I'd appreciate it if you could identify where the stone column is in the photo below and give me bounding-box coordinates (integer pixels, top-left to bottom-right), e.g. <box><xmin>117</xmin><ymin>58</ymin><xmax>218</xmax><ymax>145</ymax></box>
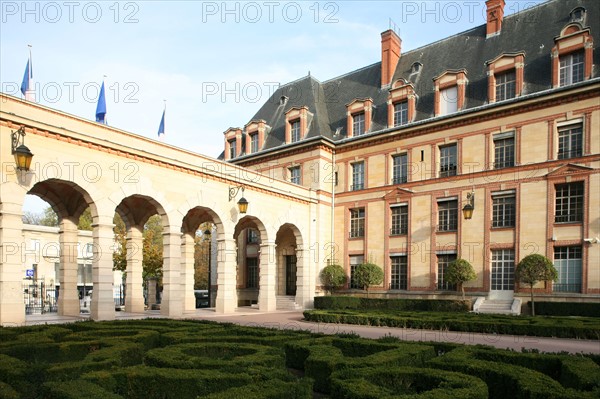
<box><xmin>181</xmin><ymin>233</ymin><xmax>196</xmax><ymax>313</ymax></box>
<box><xmin>0</xmin><ymin>200</ymin><xmax>26</xmax><ymax>326</ymax></box>
<box><xmin>91</xmin><ymin>219</ymin><xmax>115</xmax><ymax>321</ymax></box>
<box><xmin>147</xmin><ymin>277</ymin><xmax>158</xmax><ymax>308</ymax></box>
<box><xmin>215</xmin><ymin>238</ymin><xmax>237</xmax><ymax>313</ymax></box>
<box><xmin>258</xmin><ymin>240</ymin><xmax>277</xmax><ymax>312</ymax></box>
<box><xmin>161</xmin><ymin>230</ymin><xmax>183</xmax><ymax>317</ymax></box>
<box><xmin>125</xmin><ymin>225</ymin><xmax>144</xmax><ymax>313</ymax></box>
<box><xmin>295</xmin><ymin>245</ymin><xmax>311</xmax><ymax>309</ymax></box>
<box><xmin>58</xmin><ymin>217</ymin><xmax>79</xmax><ymax>316</ymax></box>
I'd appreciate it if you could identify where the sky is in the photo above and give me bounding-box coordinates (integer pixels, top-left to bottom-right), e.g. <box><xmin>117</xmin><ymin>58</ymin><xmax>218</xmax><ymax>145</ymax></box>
<box><xmin>1</xmin><ymin>0</ymin><xmax>544</xmax><ymax>212</ymax></box>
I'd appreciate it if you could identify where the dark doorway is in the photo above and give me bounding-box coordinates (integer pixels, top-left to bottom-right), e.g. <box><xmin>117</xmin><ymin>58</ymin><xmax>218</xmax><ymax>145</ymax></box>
<box><xmin>285</xmin><ymin>255</ymin><xmax>297</xmax><ymax>296</ymax></box>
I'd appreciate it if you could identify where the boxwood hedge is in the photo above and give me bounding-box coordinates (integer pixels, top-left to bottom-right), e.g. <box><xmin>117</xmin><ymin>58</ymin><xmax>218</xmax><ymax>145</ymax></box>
<box><xmin>0</xmin><ymin>319</ymin><xmax>597</xmax><ymax>398</ymax></box>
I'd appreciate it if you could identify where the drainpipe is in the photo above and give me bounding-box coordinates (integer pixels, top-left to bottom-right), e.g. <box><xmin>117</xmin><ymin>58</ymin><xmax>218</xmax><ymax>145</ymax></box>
<box><xmin>330</xmin><ymin>150</ymin><xmax>336</xmax><ymax>264</ymax></box>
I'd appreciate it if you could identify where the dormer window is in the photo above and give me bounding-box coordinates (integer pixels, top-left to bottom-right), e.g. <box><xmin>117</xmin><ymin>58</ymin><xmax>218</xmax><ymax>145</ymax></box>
<box><xmin>560</xmin><ymin>51</ymin><xmax>585</xmax><ymax>86</ymax></box>
<box><xmin>411</xmin><ymin>62</ymin><xmax>422</xmax><ymax>74</ymax></box>
<box><xmin>570</xmin><ymin>7</ymin><xmax>586</xmax><ymax>23</ymax></box>
<box><xmin>284</xmin><ymin>106</ymin><xmax>311</xmax><ymax>144</ymax></box>
<box><xmin>353</xmin><ymin>112</ymin><xmax>365</xmax><ymax>136</ymax></box>
<box><xmin>249</xmin><ymin>133</ymin><xmax>259</xmax><ymax>153</ymax></box>
<box><xmin>229</xmin><ymin>140</ymin><xmax>237</xmax><ymax>159</ymax></box>
<box><xmin>387</xmin><ymin>79</ymin><xmax>416</xmax><ymax>128</ymax></box>
<box><xmin>223</xmin><ymin>127</ymin><xmax>242</xmax><ymax>160</ymax></box>
<box><xmin>279</xmin><ymin>96</ymin><xmax>288</xmax><ymax>106</ymax></box>
<box><xmin>244</xmin><ymin>119</ymin><xmax>269</xmax><ymax>154</ymax></box>
<box><xmin>290</xmin><ymin>120</ymin><xmax>301</xmax><ymax>142</ymax></box>
<box><xmin>552</xmin><ymin>23</ymin><xmax>594</xmax><ymax>88</ymax></box>
<box><xmin>486</xmin><ymin>53</ymin><xmax>524</xmax><ymax>103</ymax></box>
<box><xmin>433</xmin><ymin>70</ymin><xmax>467</xmax><ymax>116</ymax></box>
<box><xmin>346</xmin><ymin>98</ymin><xmax>373</xmax><ymax>138</ymax></box>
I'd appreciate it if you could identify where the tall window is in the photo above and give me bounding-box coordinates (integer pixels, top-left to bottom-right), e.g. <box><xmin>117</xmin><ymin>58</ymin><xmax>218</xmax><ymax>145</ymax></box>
<box><xmin>392</xmin><ymin>153</ymin><xmax>408</xmax><ymax>184</ymax></box>
<box><xmin>390</xmin><ymin>205</ymin><xmax>408</xmax><ymax>235</ymax></box>
<box><xmin>492</xmin><ymin>192</ymin><xmax>516</xmax><ymax>228</ymax></box>
<box><xmin>290</xmin><ymin>120</ymin><xmax>301</xmax><ymax>143</ymax></box>
<box><xmin>390</xmin><ymin>256</ymin><xmax>408</xmax><ymax>290</ymax></box>
<box><xmin>438</xmin><ymin>199</ymin><xmax>458</xmax><ymax>232</ymax></box>
<box><xmin>439</xmin><ymin>86</ymin><xmax>458</xmax><ymax>115</ymax></box>
<box><xmin>554</xmin><ymin>246</ymin><xmax>582</xmax><ymax>293</ymax></box>
<box><xmin>394</xmin><ymin>101</ymin><xmax>408</xmax><ymax>126</ymax></box>
<box><xmin>289</xmin><ymin>166</ymin><xmax>301</xmax><ymax>185</ymax></box>
<box><xmin>494</xmin><ymin>134</ymin><xmax>515</xmax><ymax>169</ymax></box>
<box><xmin>247</xmin><ymin>229</ymin><xmax>260</xmax><ymax>244</ymax></box>
<box><xmin>349</xmin><ymin>255</ymin><xmax>364</xmax><ymax>289</ymax></box>
<box><xmin>491</xmin><ymin>249</ymin><xmax>515</xmax><ymax>290</ymax></box>
<box><xmin>558</xmin><ymin>124</ymin><xmax>583</xmax><ymax>159</ymax></box>
<box><xmin>437</xmin><ymin>254</ymin><xmax>457</xmax><ymax>290</ymax></box>
<box><xmin>353</xmin><ymin>112</ymin><xmax>365</xmax><ymax>136</ymax></box>
<box><xmin>351</xmin><ymin>161</ymin><xmax>365</xmax><ymax>191</ymax></box>
<box><xmin>246</xmin><ymin>257</ymin><xmax>258</xmax><ymax>288</ymax></box>
<box><xmin>439</xmin><ymin>144</ymin><xmax>457</xmax><ymax>177</ymax></box>
<box><xmin>555</xmin><ymin>182</ymin><xmax>584</xmax><ymax>223</ymax></box>
<box><xmin>559</xmin><ymin>51</ymin><xmax>584</xmax><ymax>86</ymax></box>
<box><xmin>495</xmin><ymin>70</ymin><xmax>516</xmax><ymax>101</ymax></box>
<box><xmin>349</xmin><ymin>208</ymin><xmax>365</xmax><ymax>238</ymax></box>
<box><xmin>250</xmin><ymin>133</ymin><xmax>259</xmax><ymax>153</ymax></box>
<box><xmin>229</xmin><ymin>140</ymin><xmax>237</xmax><ymax>159</ymax></box>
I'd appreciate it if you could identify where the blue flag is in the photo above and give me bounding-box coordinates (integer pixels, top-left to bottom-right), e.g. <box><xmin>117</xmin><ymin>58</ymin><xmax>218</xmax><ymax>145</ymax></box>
<box><xmin>20</xmin><ymin>59</ymin><xmax>33</xmax><ymax>98</ymax></box>
<box><xmin>157</xmin><ymin>109</ymin><xmax>165</xmax><ymax>140</ymax></box>
<box><xmin>95</xmin><ymin>82</ymin><xmax>107</xmax><ymax>124</ymax></box>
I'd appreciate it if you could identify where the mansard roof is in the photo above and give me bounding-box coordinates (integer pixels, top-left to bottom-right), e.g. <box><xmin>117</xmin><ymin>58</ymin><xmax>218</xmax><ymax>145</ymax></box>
<box><xmin>227</xmin><ymin>0</ymin><xmax>599</xmax><ymax>160</ymax></box>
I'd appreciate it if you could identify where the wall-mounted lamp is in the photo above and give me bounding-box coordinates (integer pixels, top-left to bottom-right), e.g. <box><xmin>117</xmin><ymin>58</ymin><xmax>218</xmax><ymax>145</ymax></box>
<box><xmin>11</xmin><ymin>127</ymin><xmax>34</xmax><ymax>171</ymax></box>
<box><xmin>229</xmin><ymin>185</ymin><xmax>248</xmax><ymax>214</ymax></box>
<box><xmin>462</xmin><ymin>191</ymin><xmax>475</xmax><ymax>220</ymax></box>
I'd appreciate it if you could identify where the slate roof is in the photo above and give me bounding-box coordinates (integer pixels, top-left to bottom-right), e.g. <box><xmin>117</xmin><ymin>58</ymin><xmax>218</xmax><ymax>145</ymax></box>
<box><xmin>227</xmin><ymin>0</ymin><xmax>599</xmax><ymax>160</ymax></box>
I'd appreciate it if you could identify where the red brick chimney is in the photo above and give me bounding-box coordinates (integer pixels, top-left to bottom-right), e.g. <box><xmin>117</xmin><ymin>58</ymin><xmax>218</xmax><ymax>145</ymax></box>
<box><xmin>381</xmin><ymin>29</ymin><xmax>401</xmax><ymax>87</ymax></box>
<box><xmin>486</xmin><ymin>0</ymin><xmax>506</xmax><ymax>38</ymax></box>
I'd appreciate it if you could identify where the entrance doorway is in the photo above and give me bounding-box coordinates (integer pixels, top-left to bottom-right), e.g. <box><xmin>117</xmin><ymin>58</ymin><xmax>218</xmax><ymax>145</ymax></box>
<box><xmin>285</xmin><ymin>255</ymin><xmax>297</xmax><ymax>296</ymax></box>
<box><xmin>489</xmin><ymin>249</ymin><xmax>515</xmax><ymax>300</ymax></box>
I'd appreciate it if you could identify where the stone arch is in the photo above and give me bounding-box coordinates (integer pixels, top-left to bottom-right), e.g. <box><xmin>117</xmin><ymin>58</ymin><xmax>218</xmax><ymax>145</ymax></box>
<box><xmin>233</xmin><ymin>215</ymin><xmax>269</xmax><ymax>307</ymax></box>
<box><xmin>28</xmin><ymin>178</ymin><xmax>97</xmax><ymax>222</ymax></box>
<box><xmin>180</xmin><ymin>206</ymin><xmax>225</xmax><ymax>311</ymax></box>
<box><xmin>275</xmin><ymin>223</ymin><xmax>303</xmax><ymax>301</ymax></box>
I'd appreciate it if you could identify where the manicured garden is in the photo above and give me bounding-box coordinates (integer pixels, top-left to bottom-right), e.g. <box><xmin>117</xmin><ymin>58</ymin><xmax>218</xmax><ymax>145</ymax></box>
<box><xmin>304</xmin><ymin>297</ymin><xmax>600</xmax><ymax>340</ymax></box>
<box><xmin>0</xmin><ymin>318</ymin><xmax>599</xmax><ymax>398</ymax></box>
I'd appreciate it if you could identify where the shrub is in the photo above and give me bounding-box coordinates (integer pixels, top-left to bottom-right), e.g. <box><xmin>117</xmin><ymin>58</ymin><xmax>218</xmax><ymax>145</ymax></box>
<box><xmin>515</xmin><ymin>254</ymin><xmax>558</xmax><ymax>316</ymax></box>
<box><xmin>445</xmin><ymin>258</ymin><xmax>477</xmax><ymax>299</ymax></box>
<box><xmin>313</xmin><ymin>296</ymin><xmax>471</xmax><ymax>312</ymax></box>
<box><xmin>354</xmin><ymin>262</ymin><xmax>384</xmax><ymax>296</ymax></box>
<box><xmin>330</xmin><ymin>366</ymin><xmax>488</xmax><ymax>399</ymax></box>
<box><xmin>531</xmin><ymin>302</ymin><xmax>600</xmax><ymax>317</ymax></box>
<box><xmin>320</xmin><ymin>264</ymin><xmax>348</xmax><ymax>295</ymax></box>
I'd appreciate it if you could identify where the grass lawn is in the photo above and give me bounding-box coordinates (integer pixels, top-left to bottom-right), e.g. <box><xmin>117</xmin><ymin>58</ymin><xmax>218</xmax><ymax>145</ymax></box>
<box><xmin>0</xmin><ymin>319</ymin><xmax>599</xmax><ymax>398</ymax></box>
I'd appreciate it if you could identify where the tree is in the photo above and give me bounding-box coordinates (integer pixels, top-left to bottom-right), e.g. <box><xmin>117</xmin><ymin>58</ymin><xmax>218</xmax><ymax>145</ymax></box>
<box><xmin>354</xmin><ymin>262</ymin><xmax>384</xmax><ymax>297</ymax></box>
<box><xmin>445</xmin><ymin>258</ymin><xmax>477</xmax><ymax>300</ymax></box>
<box><xmin>112</xmin><ymin>213</ymin><xmax>127</xmax><ymax>272</ymax></box>
<box><xmin>319</xmin><ymin>264</ymin><xmax>347</xmax><ymax>295</ymax></box>
<box><xmin>40</xmin><ymin>207</ymin><xmax>58</xmax><ymax>226</ymax></box>
<box><xmin>515</xmin><ymin>254</ymin><xmax>558</xmax><ymax>316</ymax></box>
<box><xmin>193</xmin><ymin>222</ymin><xmax>212</xmax><ymax>290</ymax></box>
<box><xmin>142</xmin><ymin>215</ymin><xmax>163</xmax><ymax>281</ymax></box>
<box><xmin>77</xmin><ymin>207</ymin><xmax>93</xmax><ymax>231</ymax></box>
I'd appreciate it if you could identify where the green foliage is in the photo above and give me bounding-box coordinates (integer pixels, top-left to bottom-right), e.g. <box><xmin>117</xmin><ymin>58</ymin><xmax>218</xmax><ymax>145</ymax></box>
<box><xmin>2</xmin><ymin>319</ymin><xmax>599</xmax><ymax>398</ymax></box>
<box><xmin>303</xmin><ymin>309</ymin><xmax>600</xmax><ymax>340</ymax></box>
<box><xmin>354</xmin><ymin>263</ymin><xmax>384</xmax><ymax>295</ymax></box>
<box><xmin>313</xmin><ymin>296</ymin><xmax>471</xmax><ymax>312</ymax></box>
<box><xmin>320</xmin><ymin>264</ymin><xmax>348</xmax><ymax>295</ymax></box>
<box><xmin>516</xmin><ymin>254</ymin><xmax>558</xmax><ymax>316</ymax></box>
<box><xmin>77</xmin><ymin>207</ymin><xmax>93</xmax><ymax>231</ymax></box>
<box><xmin>445</xmin><ymin>258</ymin><xmax>477</xmax><ymax>299</ymax></box>
<box><xmin>112</xmin><ymin>213</ymin><xmax>127</xmax><ymax>272</ymax></box>
<box><xmin>531</xmin><ymin>302</ymin><xmax>600</xmax><ymax>317</ymax></box>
